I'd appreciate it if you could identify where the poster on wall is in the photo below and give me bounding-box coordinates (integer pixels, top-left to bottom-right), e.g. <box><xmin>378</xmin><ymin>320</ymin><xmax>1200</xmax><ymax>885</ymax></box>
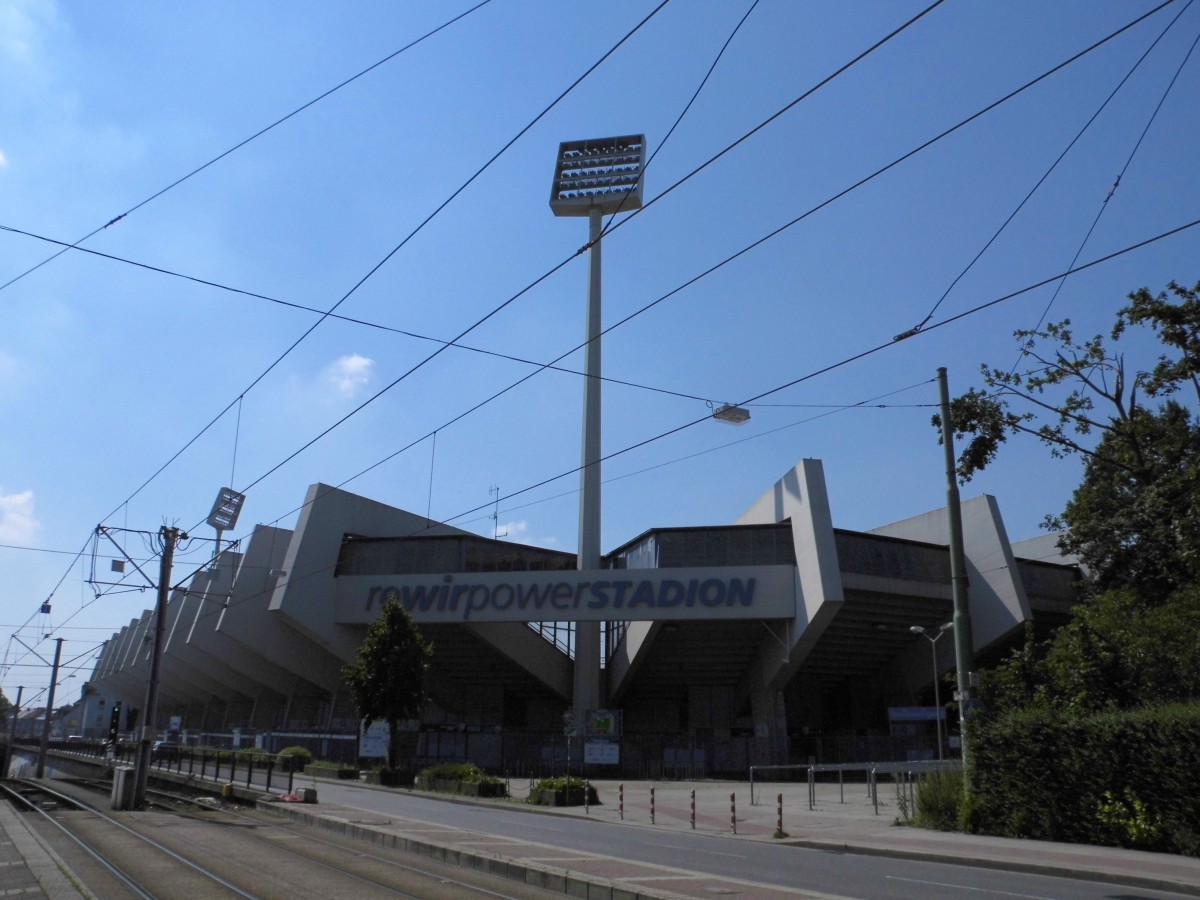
<box><xmin>360</xmin><ymin>720</ymin><xmax>389</xmax><ymax>758</ymax></box>
<box><xmin>584</xmin><ymin>740</ymin><xmax>619</xmax><ymax>765</ymax></box>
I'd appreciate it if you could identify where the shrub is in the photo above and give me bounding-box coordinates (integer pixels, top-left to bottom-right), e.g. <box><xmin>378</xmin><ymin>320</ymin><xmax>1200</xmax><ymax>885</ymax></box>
<box><xmin>914</xmin><ymin>769</ymin><xmax>965</xmax><ymax>831</ymax></box>
<box><xmin>277</xmin><ymin>746</ymin><xmax>313</xmax><ymax>771</ymax></box>
<box><xmin>527</xmin><ymin>776</ymin><xmax>599</xmax><ymax>806</ymax></box>
<box><xmin>415</xmin><ymin>762</ymin><xmax>506</xmax><ymax>796</ymax></box>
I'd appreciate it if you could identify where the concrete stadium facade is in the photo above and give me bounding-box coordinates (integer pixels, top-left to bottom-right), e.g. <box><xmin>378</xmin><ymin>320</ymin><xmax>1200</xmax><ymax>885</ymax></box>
<box><xmin>79</xmin><ymin>459</ymin><xmax>1080</xmax><ymax>774</ymax></box>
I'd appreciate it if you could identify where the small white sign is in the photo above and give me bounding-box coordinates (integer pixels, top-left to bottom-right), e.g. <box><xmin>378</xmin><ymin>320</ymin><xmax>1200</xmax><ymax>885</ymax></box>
<box><xmin>360</xmin><ymin>720</ymin><xmax>389</xmax><ymax>758</ymax></box>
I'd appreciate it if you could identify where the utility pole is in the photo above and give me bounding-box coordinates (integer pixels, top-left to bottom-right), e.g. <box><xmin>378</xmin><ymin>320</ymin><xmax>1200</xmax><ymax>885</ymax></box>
<box><xmin>7</xmin><ymin>685</ymin><xmax>23</xmax><ymax>747</ymax></box>
<box><xmin>937</xmin><ymin>367</ymin><xmax>976</xmax><ymax>770</ymax></box>
<box><xmin>132</xmin><ymin>526</ymin><xmax>183</xmax><ymax>808</ymax></box>
<box><xmin>35</xmin><ymin>640</ymin><xmax>64</xmax><ymax>778</ymax></box>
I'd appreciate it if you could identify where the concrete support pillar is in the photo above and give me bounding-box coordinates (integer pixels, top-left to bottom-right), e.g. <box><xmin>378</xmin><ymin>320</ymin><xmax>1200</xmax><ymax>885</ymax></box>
<box><xmin>750</xmin><ymin>687</ymin><xmax>789</xmax><ymax>765</ymax></box>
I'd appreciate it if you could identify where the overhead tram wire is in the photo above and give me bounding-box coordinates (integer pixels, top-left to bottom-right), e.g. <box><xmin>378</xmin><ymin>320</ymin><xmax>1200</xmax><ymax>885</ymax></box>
<box><xmin>220</xmin><ymin>0</ymin><xmax>949</xmax><ymax>505</ymax></box>
<box><xmin>456</xmin><ymin>379</ymin><xmax>939</xmax><ymax>529</ymax></box>
<box><xmin>899</xmin><ymin>0</ymin><xmax>1197</xmax><ymax>339</ymax></box>
<box><xmin>598</xmin><ymin>0</ymin><xmax>763</xmax><ymax>233</ymax></box>
<box><xmin>98</xmin><ymin>0</ymin><xmax>674</xmax><ymax>534</ymax></box>
<box><xmin>0</xmin><ymin>226</ymin><xmax>711</xmax><ymax>406</ymax></box>
<box><xmin>0</xmin><ymin>0</ymin><xmax>497</xmax><ymax>295</ymax></box>
<box><xmin>222</xmin><ymin>3</ymin><xmax>1186</xmax><ymax>551</ymax></box>
<box><xmin>0</xmin><ymin>0</ymin><xmax>678</xmax><ymax>629</ymax></box>
<box><xmin>439</xmin><ymin>217</ymin><xmax>1200</xmax><ymax>529</ymax></box>
<box><xmin>1017</xmin><ymin>15</ymin><xmax>1200</xmax><ymax>346</ymax></box>
<box><xmin>10</xmin><ymin>2</ymin><xmax>1186</xmax><ymax>662</ymax></box>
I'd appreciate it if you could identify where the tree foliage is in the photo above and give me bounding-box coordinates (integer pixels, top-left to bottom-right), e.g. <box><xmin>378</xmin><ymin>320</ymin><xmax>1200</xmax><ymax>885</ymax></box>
<box><xmin>935</xmin><ymin>278</ymin><xmax>1200</xmax><ymax>600</ymax></box>
<box><xmin>981</xmin><ymin>585</ymin><xmax>1200</xmax><ymax>717</ymax></box>
<box><xmin>342</xmin><ymin>598</ymin><xmax>432</xmax><ymax>770</ymax></box>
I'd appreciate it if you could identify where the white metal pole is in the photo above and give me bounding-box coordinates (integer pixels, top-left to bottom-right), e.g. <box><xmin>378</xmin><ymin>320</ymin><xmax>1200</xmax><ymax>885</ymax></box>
<box><xmin>573</xmin><ymin>208</ymin><xmax>603</xmax><ymax>715</ymax></box>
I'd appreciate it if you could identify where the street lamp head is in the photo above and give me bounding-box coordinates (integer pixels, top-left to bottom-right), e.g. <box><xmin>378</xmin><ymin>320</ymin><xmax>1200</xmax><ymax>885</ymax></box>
<box><xmin>939</xmin><ymin>621</ymin><xmax>954</xmax><ymax>632</ymax></box>
<box><xmin>909</xmin><ymin>625</ymin><xmax>926</xmax><ymax>635</ymax></box>
<box><xmin>712</xmin><ymin>403</ymin><xmax>750</xmax><ymax>425</ymax></box>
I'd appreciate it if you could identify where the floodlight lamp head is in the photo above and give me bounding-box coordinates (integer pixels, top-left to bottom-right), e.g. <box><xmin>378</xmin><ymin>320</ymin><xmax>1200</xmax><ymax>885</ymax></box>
<box><xmin>712</xmin><ymin>403</ymin><xmax>750</xmax><ymax>425</ymax></box>
<box><xmin>550</xmin><ymin>134</ymin><xmax>646</xmax><ymax>217</ymax></box>
<box><xmin>206</xmin><ymin>487</ymin><xmax>245</xmax><ymax>532</ymax></box>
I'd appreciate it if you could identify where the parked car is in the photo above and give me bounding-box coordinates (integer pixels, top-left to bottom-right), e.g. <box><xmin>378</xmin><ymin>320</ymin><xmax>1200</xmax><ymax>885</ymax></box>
<box><xmin>151</xmin><ymin>740</ymin><xmax>180</xmax><ymax>762</ymax></box>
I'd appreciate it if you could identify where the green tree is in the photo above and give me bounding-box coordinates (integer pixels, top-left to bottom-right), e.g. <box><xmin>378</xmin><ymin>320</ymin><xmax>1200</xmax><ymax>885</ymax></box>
<box><xmin>981</xmin><ymin>585</ymin><xmax>1200</xmax><ymax>716</ymax></box>
<box><xmin>936</xmin><ymin>278</ymin><xmax>1200</xmax><ymax>600</ymax></box>
<box><xmin>342</xmin><ymin>598</ymin><xmax>432</xmax><ymax>771</ymax></box>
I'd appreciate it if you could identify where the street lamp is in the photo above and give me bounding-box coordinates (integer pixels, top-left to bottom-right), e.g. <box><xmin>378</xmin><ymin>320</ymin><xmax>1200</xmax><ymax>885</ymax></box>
<box><xmin>910</xmin><ymin>622</ymin><xmax>952</xmax><ymax>760</ymax></box>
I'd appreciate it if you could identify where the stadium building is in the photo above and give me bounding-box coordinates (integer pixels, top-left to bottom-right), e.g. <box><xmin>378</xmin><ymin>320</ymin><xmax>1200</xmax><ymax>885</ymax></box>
<box><xmin>80</xmin><ymin>459</ymin><xmax>1079</xmax><ymax>775</ymax></box>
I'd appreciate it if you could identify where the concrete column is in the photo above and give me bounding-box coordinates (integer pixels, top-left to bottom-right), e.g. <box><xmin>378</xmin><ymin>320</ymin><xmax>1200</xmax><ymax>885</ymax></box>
<box><xmin>750</xmin><ymin>687</ymin><xmax>788</xmax><ymax>765</ymax></box>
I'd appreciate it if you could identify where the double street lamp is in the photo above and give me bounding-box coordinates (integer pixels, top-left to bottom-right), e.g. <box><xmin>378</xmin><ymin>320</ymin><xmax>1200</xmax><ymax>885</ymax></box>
<box><xmin>910</xmin><ymin>622</ymin><xmax>953</xmax><ymax>760</ymax></box>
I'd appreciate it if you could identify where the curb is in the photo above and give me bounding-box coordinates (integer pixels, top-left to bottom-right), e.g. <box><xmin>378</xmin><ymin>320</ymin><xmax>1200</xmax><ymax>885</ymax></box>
<box><xmin>257</xmin><ymin>800</ymin><xmax>691</xmax><ymax>900</ymax></box>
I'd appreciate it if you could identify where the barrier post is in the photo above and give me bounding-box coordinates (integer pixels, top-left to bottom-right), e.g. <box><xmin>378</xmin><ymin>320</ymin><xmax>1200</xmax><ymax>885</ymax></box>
<box><xmin>750</xmin><ymin>766</ymin><xmax>756</xmax><ymax>806</ymax></box>
<box><xmin>584</xmin><ymin>780</ymin><xmax>590</xmax><ymax>815</ymax></box>
<box><xmin>777</xmin><ymin>793</ymin><xmax>783</xmax><ymax>835</ymax></box>
<box><xmin>650</xmin><ymin>786</ymin><xmax>655</xmax><ymax>824</ymax></box>
<box><xmin>731</xmin><ymin>793</ymin><xmax>737</xmax><ymax>834</ymax></box>
<box><xmin>619</xmin><ymin>783</ymin><xmax>624</xmax><ymax>820</ymax></box>
<box><xmin>690</xmin><ymin>789</ymin><xmax>695</xmax><ymax>830</ymax></box>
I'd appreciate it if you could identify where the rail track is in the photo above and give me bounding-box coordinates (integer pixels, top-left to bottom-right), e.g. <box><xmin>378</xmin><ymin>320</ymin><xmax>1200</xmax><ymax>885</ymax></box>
<box><xmin>3</xmin><ymin>777</ymin><xmax>560</xmax><ymax>899</ymax></box>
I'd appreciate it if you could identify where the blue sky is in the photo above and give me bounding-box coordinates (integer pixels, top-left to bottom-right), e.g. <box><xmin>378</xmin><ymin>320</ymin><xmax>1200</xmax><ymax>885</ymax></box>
<box><xmin>2</xmin><ymin>0</ymin><xmax>1198</xmax><ymax>704</ymax></box>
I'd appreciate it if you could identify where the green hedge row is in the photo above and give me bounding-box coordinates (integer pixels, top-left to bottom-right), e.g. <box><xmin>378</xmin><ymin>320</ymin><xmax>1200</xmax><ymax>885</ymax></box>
<box><xmin>967</xmin><ymin>703</ymin><xmax>1200</xmax><ymax>855</ymax></box>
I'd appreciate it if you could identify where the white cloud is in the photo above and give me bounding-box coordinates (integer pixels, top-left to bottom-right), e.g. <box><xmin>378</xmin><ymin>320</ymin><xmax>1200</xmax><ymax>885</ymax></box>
<box><xmin>497</xmin><ymin>520</ymin><xmax>559</xmax><ymax>549</ymax></box>
<box><xmin>324</xmin><ymin>353</ymin><xmax>373</xmax><ymax>397</ymax></box>
<box><xmin>0</xmin><ymin>149</ymin><xmax>7</xmax><ymax>168</ymax></box>
<box><xmin>0</xmin><ymin>488</ymin><xmax>40</xmax><ymax>544</ymax></box>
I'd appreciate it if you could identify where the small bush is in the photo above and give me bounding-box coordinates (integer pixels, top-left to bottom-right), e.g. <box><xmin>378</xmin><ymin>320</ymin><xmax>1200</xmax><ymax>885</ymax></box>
<box><xmin>277</xmin><ymin>746</ymin><xmax>313</xmax><ymax>771</ymax></box>
<box><xmin>528</xmin><ymin>776</ymin><xmax>599</xmax><ymax>806</ymax></box>
<box><xmin>914</xmin><ymin>769</ymin><xmax>965</xmax><ymax>831</ymax></box>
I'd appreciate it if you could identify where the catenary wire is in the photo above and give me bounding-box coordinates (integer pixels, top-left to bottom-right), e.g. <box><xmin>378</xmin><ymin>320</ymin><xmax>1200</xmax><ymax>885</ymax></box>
<box><xmin>227</xmin><ymin>0</ymin><xmax>959</xmax><ymax>501</ymax></box>
<box><xmin>0</xmin><ymin>0</ymin><xmax>497</xmax><ymax>296</ymax></box>
<box><xmin>90</xmin><ymin>0</ymin><xmax>673</xmax><ymax>529</ymax></box>
<box><xmin>599</xmin><ymin>0</ymin><xmax>762</xmax><ymax>231</ymax></box>
<box><xmin>206</xmin><ymin>3</ymin><xmax>1186</xmax><ymax>549</ymax></box>
<box><xmin>19</xmin><ymin>0</ymin><xmax>1175</xmax><ymax>634</ymax></box>
<box><xmin>164</xmin><ymin>218</ymin><xmax>1200</xmax><ymax>631</ymax></box>
<box><xmin>441</xmin><ymin>218</ymin><xmax>1200</xmax><ymax>526</ymax></box>
<box><xmin>1018</xmin><ymin>19</ymin><xmax>1200</xmax><ymax>344</ymax></box>
<box><xmin>0</xmin><ymin>225</ymin><xmax>713</xmax><ymax>405</ymax></box>
<box><xmin>900</xmin><ymin>0</ymin><xmax>1196</xmax><ymax>337</ymax></box>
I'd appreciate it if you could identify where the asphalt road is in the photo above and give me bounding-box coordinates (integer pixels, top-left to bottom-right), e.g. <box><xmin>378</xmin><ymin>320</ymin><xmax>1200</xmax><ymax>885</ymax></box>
<box><xmin>316</xmin><ymin>782</ymin><xmax>1193</xmax><ymax>900</ymax></box>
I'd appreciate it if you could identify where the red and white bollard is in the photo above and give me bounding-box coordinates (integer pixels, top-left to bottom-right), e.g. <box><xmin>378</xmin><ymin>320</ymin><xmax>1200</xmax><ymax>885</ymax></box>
<box><xmin>690</xmin><ymin>789</ymin><xmax>696</xmax><ymax>830</ymax></box>
<box><xmin>650</xmin><ymin>785</ymin><xmax>656</xmax><ymax>824</ymax></box>
<box><xmin>777</xmin><ymin>793</ymin><xmax>783</xmax><ymax>834</ymax></box>
<box><xmin>619</xmin><ymin>783</ymin><xmax>624</xmax><ymax>820</ymax></box>
<box><xmin>731</xmin><ymin>792</ymin><xmax>737</xmax><ymax>834</ymax></box>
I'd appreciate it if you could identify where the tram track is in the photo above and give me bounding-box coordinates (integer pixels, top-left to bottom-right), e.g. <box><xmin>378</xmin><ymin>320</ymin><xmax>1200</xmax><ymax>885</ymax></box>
<box><xmin>6</xmin><ymin>777</ymin><xmax>561</xmax><ymax>899</ymax></box>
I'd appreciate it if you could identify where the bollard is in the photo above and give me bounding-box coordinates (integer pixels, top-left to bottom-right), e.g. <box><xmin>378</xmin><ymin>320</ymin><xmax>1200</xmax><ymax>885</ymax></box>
<box><xmin>731</xmin><ymin>793</ymin><xmax>737</xmax><ymax>834</ymax></box>
<box><xmin>584</xmin><ymin>780</ymin><xmax>590</xmax><ymax>814</ymax></box>
<box><xmin>777</xmin><ymin>793</ymin><xmax>783</xmax><ymax>834</ymax></box>
<box><xmin>690</xmin><ymin>789</ymin><xmax>696</xmax><ymax>830</ymax></box>
<box><xmin>288</xmin><ymin>766</ymin><xmax>295</xmax><ymax>795</ymax></box>
<box><xmin>619</xmin><ymin>783</ymin><xmax>624</xmax><ymax>820</ymax></box>
<box><xmin>650</xmin><ymin>786</ymin><xmax>656</xmax><ymax>824</ymax></box>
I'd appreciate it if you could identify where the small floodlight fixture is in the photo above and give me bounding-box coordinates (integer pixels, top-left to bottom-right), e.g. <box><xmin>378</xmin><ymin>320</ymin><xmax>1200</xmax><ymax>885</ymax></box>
<box><xmin>550</xmin><ymin>135</ymin><xmax>646</xmax><ymax>217</ymax></box>
<box><xmin>712</xmin><ymin>403</ymin><xmax>750</xmax><ymax>425</ymax></box>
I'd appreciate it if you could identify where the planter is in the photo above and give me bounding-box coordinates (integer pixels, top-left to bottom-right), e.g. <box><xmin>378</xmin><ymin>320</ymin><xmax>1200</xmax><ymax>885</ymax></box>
<box><xmin>416</xmin><ymin>776</ymin><xmax>507</xmax><ymax>798</ymax></box>
<box><xmin>539</xmin><ymin>785</ymin><xmax>599</xmax><ymax>807</ymax></box>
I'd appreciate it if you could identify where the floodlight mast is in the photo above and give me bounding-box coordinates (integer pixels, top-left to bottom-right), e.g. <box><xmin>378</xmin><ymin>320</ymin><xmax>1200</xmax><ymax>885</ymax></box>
<box><xmin>550</xmin><ymin>135</ymin><xmax>646</xmax><ymax>718</ymax></box>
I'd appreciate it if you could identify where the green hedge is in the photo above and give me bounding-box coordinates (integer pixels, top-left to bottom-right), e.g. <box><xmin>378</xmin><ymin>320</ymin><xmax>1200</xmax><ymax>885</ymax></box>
<box><xmin>967</xmin><ymin>703</ymin><xmax>1200</xmax><ymax>855</ymax></box>
<box><xmin>415</xmin><ymin>762</ymin><xmax>506</xmax><ymax>797</ymax></box>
